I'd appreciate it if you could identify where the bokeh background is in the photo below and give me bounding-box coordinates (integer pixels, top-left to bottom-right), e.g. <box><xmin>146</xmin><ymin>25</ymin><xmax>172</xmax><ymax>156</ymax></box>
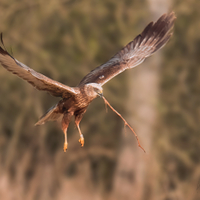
<box><xmin>0</xmin><ymin>0</ymin><xmax>200</xmax><ymax>200</ymax></box>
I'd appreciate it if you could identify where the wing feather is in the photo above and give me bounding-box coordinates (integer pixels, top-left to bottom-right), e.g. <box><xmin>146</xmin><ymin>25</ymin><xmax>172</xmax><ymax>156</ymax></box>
<box><xmin>0</xmin><ymin>45</ymin><xmax>79</xmax><ymax>98</ymax></box>
<box><xmin>78</xmin><ymin>12</ymin><xmax>176</xmax><ymax>86</ymax></box>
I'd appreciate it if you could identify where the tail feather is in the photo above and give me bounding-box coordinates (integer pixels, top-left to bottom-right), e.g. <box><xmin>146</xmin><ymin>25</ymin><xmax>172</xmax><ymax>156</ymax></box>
<box><xmin>35</xmin><ymin>104</ymin><xmax>63</xmax><ymax>126</ymax></box>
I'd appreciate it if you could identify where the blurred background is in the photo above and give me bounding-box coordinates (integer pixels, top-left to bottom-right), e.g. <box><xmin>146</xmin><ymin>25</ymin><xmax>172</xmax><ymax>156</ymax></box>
<box><xmin>0</xmin><ymin>0</ymin><xmax>200</xmax><ymax>200</ymax></box>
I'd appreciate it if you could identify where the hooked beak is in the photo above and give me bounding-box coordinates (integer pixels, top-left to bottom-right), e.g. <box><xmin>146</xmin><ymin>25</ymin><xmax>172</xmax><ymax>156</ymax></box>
<box><xmin>98</xmin><ymin>91</ymin><xmax>103</xmax><ymax>98</ymax></box>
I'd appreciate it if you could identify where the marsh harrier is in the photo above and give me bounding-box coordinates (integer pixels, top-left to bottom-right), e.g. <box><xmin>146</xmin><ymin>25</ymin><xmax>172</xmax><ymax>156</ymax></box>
<box><xmin>0</xmin><ymin>12</ymin><xmax>175</xmax><ymax>152</ymax></box>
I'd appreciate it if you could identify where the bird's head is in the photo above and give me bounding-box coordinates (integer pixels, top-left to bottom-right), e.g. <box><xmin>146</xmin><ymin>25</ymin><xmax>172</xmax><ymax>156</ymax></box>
<box><xmin>85</xmin><ymin>83</ymin><xmax>103</xmax><ymax>98</ymax></box>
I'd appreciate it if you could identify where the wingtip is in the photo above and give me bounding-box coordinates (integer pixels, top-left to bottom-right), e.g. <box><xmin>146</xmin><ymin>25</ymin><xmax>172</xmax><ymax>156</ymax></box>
<box><xmin>0</xmin><ymin>32</ymin><xmax>8</xmax><ymax>53</ymax></box>
<box><xmin>34</xmin><ymin>122</ymin><xmax>39</xmax><ymax>126</ymax></box>
<box><xmin>34</xmin><ymin>121</ymin><xmax>44</xmax><ymax>126</ymax></box>
<box><xmin>164</xmin><ymin>11</ymin><xmax>177</xmax><ymax>26</ymax></box>
<box><xmin>157</xmin><ymin>11</ymin><xmax>176</xmax><ymax>25</ymax></box>
<box><xmin>0</xmin><ymin>32</ymin><xmax>4</xmax><ymax>47</ymax></box>
<box><xmin>162</xmin><ymin>11</ymin><xmax>176</xmax><ymax>19</ymax></box>
<box><xmin>168</xmin><ymin>11</ymin><xmax>176</xmax><ymax>22</ymax></box>
<box><xmin>169</xmin><ymin>11</ymin><xmax>176</xmax><ymax>18</ymax></box>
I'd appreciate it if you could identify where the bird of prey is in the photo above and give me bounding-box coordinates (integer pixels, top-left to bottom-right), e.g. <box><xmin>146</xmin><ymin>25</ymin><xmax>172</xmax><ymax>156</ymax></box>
<box><xmin>0</xmin><ymin>12</ymin><xmax>175</xmax><ymax>152</ymax></box>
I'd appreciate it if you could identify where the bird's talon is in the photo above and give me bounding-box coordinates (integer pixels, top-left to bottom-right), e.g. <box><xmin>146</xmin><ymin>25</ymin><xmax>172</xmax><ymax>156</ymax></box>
<box><xmin>63</xmin><ymin>142</ymin><xmax>68</xmax><ymax>152</ymax></box>
<box><xmin>79</xmin><ymin>135</ymin><xmax>84</xmax><ymax>147</ymax></box>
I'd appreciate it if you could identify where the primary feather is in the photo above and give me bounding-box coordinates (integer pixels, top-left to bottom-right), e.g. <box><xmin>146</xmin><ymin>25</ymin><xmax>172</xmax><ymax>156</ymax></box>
<box><xmin>0</xmin><ymin>45</ymin><xmax>79</xmax><ymax>98</ymax></box>
<box><xmin>78</xmin><ymin>12</ymin><xmax>176</xmax><ymax>86</ymax></box>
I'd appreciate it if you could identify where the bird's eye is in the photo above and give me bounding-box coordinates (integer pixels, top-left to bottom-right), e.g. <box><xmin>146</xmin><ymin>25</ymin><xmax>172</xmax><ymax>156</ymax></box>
<box><xmin>94</xmin><ymin>88</ymin><xmax>99</xmax><ymax>93</ymax></box>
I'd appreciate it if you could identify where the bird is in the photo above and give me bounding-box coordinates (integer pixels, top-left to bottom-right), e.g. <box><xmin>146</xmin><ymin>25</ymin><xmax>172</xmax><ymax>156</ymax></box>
<box><xmin>0</xmin><ymin>12</ymin><xmax>176</xmax><ymax>152</ymax></box>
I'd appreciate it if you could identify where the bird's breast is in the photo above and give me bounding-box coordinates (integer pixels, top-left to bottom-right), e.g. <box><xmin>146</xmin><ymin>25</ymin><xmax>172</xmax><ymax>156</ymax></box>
<box><xmin>74</xmin><ymin>93</ymin><xmax>94</xmax><ymax>108</ymax></box>
<box><xmin>58</xmin><ymin>89</ymin><xmax>97</xmax><ymax>114</ymax></box>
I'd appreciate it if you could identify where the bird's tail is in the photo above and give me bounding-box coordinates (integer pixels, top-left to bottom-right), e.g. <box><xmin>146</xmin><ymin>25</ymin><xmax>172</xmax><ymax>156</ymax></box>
<box><xmin>35</xmin><ymin>104</ymin><xmax>63</xmax><ymax>126</ymax></box>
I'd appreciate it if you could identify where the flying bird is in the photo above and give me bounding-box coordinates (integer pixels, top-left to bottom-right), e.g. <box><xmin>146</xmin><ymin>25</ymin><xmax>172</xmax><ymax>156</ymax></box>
<box><xmin>0</xmin><ymin>12</ymin><xmax>175</xmax><ymax>152</ymax></box>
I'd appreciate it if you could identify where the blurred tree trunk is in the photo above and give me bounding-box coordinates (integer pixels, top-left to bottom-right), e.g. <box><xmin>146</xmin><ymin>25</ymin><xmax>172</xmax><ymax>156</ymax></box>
<box><xmin>110</xmin><ymin>2</ymin><xmax>171</xmax><ymax>200</ymax></box>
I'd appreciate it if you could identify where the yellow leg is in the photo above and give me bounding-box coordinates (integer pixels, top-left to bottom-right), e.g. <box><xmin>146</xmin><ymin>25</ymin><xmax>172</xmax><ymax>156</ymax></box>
<box><xmin>63</xmin><ymin>128</ymin><xmax>68</xmax><ymax>152</ymax></box>
<box><xmin>62</xmin><ymin>112</ymin><xmax>74</xmax><ymax>152</ymax></box>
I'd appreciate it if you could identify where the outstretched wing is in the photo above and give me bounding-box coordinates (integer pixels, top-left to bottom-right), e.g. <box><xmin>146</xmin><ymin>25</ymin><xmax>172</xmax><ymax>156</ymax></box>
<box><xmin>0</xmin><ymin>41</ymin><xmax>79</xmax><ymax>98</ymax></box>
<box><xmin>78</xmin><ymin>12</ymin><xmax>176</xmax><ymax>86</ymax></box>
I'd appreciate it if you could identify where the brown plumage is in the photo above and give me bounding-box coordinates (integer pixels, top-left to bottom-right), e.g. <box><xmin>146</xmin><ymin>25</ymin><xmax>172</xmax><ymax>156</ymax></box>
<box><xmin>0</xmin><ymin>12</ymin><xmax>176</xmax><ymax>152</ymax></box>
